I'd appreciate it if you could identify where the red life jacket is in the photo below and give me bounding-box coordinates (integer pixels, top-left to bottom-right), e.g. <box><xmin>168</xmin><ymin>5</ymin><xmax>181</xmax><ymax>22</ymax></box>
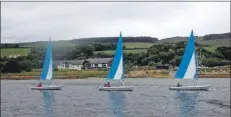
<box><xmin>37</xmin><ymin>83</ymin><xmax>42</xmax><ymax>87</ymax></box>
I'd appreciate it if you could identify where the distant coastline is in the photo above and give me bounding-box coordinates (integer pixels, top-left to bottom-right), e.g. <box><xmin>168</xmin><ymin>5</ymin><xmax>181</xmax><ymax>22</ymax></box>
<box><xmin>1</xmin><ymin>32</ymin><xmax>230</xmax><ymax>79</ymax></box>
<box><xmin>1</xmin><ymin>68</ymin><xmax>230</xmax><ymax>80</ymax></box>
<box><xmin>1</xmin><ymin>75</ymin><xmax>230</xmax><ymax>80</ymax></box>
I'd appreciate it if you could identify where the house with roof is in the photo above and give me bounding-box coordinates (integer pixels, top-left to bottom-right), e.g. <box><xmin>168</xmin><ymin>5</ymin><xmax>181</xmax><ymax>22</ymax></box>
<box><xmin>54</xmin><ymin>60</ymin><xmax>89</xmax><ymax>70</ymax></box>
<box><xmin>87</xmin><ymin>58</ymin><xmax>113</xmax><ymax>69</ymax></box>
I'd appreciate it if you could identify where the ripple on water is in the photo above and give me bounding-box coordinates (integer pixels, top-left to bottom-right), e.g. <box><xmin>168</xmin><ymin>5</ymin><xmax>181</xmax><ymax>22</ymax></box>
<box><xmin>1</xmin><ymin>78</ymin><xmax>230</xmax><ymax>117</ymax></box>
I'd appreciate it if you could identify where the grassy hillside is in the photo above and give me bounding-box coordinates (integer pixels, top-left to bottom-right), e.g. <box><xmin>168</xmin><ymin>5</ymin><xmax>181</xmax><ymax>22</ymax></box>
<box><xmin>124</xmin><ymin>43</ymin><xmax>154</xmax><ymax>49</ymax></box>
<box><xmin>157</xmin><ymin>36</ymin><xmax>230</xmax><ymax>53</ymax></box>
<box><xmin>1</xmin><ymin>32</ymin><xmax>230</xmax><ymax>57</ymax></box>
<box><xmin>13</xmin><ymin>36</ymin><xmax>158</xmax><ymax>47</ymax></box>
<box><xmin>94</xmin><ymin>49</ymin><xmax>147</xmax><ymax>55</ymax></box>
<box><xmin>1</xmin><ymin>48</ymin><xmax>31</xmax><ymax>57</ymax></box>
<box><xmin>199</xmin><ymin>39</ymin><xmax>230</xmax><ymax>47</ymax></box>
<box><xmin>1</xmin><ymin>40</ymin><xmax>229</xmax><ymax>57</ymax></box>
<box><xmin>159</xmin><ymin>37</ymin><xmax>230</xmax><ymax>45</ymax></box>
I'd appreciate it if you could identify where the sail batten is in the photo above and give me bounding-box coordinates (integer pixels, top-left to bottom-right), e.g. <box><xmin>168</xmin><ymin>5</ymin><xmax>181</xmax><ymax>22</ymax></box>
<box><xmin>40</xmin><ymin>39</ymin><xmax>53</xmax><ymax>80</ymax></box>
<box><xmin>107</xmin><ymin>32</ymin><xmax>124</xmax><ymax>80</ymax></box>
<box><xmin>175</xmin><ymin>30</ymin><xmax>197</xmax><ymax>80</ymax></box>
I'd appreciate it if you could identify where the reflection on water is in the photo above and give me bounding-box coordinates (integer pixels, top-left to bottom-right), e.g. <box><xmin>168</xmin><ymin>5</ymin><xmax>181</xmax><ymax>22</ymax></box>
<box><xmin>176</xmin><ymin>91</ymin><xmax>199</xmax><ymax>117</ymax></box>
<box><xmin>41</xmin><ymin>91</ymin><xmax>56</xmax><ymax>117</ymax></box>
<box><xmin>108</xmin><ymin>92</ymin><xmax>126</xmax><ymax>117</ymax></box>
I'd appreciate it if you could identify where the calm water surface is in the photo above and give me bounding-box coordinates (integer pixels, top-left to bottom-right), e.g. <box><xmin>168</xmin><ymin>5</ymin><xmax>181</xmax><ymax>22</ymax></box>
<box><xmin>1</xmin><ymin>78</ymin><xmax>230</xmax><ymax>117</ymax></box>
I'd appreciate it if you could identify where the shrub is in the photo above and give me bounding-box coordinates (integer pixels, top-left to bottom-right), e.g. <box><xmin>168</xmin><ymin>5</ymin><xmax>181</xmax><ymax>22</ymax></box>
<box><xmin>1</xmin><ymin>60</ymin><xmax>21</xmax><ymax>73</ymax></box>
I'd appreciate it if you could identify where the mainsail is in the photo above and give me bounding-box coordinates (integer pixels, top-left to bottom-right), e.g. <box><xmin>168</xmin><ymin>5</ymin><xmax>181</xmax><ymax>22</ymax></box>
<box><xmin>107</xmin><ymin>32</ymin><xmax>124</xmax><ymax>80</ymax></box>
<box><xmin>40</xmin><ymin>38</ymin><xmax>53</xmax><ymax>80</ymax></box>
<box><xmin>175</xmin><ymin>30</ymin><xmax>198</xmax><ymax>80</ymax></box>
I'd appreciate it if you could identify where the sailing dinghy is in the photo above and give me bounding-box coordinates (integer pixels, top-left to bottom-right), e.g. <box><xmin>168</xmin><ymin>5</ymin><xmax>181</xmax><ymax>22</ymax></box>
<box><xmin>31</xmin><ymin>38</ymin><xmax>62</xmax><ymax>90</ymax></box>
<box><xmin>99</xmin><ymin>32</ymin><xmax>134</xmax><ymax>91</ymax></box>
<box><xmin>169</xmin><ymin>30</ymin><xmax>211</xmax><ymax>91</ymax></box>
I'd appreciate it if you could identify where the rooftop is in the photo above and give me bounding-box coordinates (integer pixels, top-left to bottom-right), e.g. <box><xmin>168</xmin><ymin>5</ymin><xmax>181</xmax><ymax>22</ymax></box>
<box><xmin>87</xmin><ymin>58</ymin><xmax>113</xmax><ymax>64</ymax></box>
<box><xmin>54</xmin><ymin>60</ymin><xmax>87</xmax><ymax>65</ymax></box>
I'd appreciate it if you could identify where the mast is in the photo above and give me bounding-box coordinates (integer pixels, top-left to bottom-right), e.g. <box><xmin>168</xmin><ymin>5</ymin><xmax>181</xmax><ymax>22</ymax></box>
<box><xmin>50</xmin><ymin>37</ymin><xmax>55</xmax><ymax>85</ymax></box>
<box><xmin>121</xmin><ymin>31</ymin><xmax>125</xmax><ymax>86</ymax></box>
<box><xmin>195</xmin><ymin>43</ymin><xmax>199</xmax><ymax>85</ymax></box>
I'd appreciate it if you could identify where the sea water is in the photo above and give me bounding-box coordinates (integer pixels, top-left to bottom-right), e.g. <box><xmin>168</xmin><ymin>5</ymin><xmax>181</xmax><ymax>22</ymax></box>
<box><xmin>1</xmin><ymin>78</ymin><xmax>230</xmax><ymax>117</ymax></box>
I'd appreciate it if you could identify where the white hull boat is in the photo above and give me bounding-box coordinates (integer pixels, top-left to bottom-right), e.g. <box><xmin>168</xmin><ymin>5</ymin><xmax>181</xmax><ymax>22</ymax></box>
<box><xmin>169</xmin><ymin>85</ymin><xmax>211</xmax><ymax>91</ymax></box>
<box><xmin>99</xmin><ymin>86</ymin><xmax>134</xmax><ymax>91</ymax></box>
<box><xmin>31</xmin><ymin>85</ymin><xmax>62</xmax><ymax>90</ymax></box>
<box><xmin>169</xmin><ymin>30</ymin><xmax>211</xmax><ymax>91</ymax></box>
<box><xmin>99</xmin><ymin>32</ymin><xmax>135</xmax><ymax>92</ymax></box>
<box><xmin>31</xmin><ymin>38</ymin><xmax>63</xmax><ymax>90</ymax></box>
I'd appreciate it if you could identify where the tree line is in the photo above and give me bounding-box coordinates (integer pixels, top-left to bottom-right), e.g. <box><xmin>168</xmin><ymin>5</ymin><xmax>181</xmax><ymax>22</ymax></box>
<box><xmin>14</xmin><ymin>36</ymin><xmax>158</xmax><ymax>47</ymax></box>
<box><xmin>203</xmin><ymin>32</ymin><xmax>230</xmax><ymax>40</ymax></box>
<box><xmin>70</xmin><ymin>36</ymin><xmax>158</xmax><ymax>44</ymax></box>
<box><xmin>2</xmin><ymin>32</ymin><xmax>229</xmax><ymax>48</ymax></box>
<box><xmin>1</xmin><ymin>41</ymin><xmax>230</xmax><ymax>73</ymax></box>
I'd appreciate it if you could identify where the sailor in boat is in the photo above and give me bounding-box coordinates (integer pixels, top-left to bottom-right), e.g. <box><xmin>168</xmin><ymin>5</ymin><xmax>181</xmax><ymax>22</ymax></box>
<box><xmin>176</xmin><ymin>82</ymin><xmax>182</xmax><ymax>87</ymax></box>
<box><xmin>37</xmin><ymin>82</ymin><xmax>43</xmax><ymax>87</ymax></box>
<box><xmin>104</xmin><ymin>82</ymin><xmax>111</xmax><ymax>87</ymax></box>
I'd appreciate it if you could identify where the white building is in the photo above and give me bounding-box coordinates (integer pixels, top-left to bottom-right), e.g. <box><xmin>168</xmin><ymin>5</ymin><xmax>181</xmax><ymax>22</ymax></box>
<box><xmin>87</xmin><ymin>58</ymin><xmax>113</xmax><ymax>69</ymax></box>
<box><xmin>54</xmin><ymin>60</ymin><xmax>89</xmax><ymax>70</ymax></box>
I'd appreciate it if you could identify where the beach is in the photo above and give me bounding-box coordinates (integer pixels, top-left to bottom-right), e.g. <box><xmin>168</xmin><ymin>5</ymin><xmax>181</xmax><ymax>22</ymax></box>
<box><xmin>1</xmin><ymin>68</ymin><xmax>230</xmax><ymax>80</ymax></box>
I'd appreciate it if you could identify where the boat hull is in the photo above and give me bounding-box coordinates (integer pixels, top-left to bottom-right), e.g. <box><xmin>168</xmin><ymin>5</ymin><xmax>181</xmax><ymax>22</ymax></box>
<box><xmin>31</xmin><ymin>85</ymin><xmax>62</xmax><ymax>90</ymax></box>
<box><xmin>99</xmin><ymin>86</ymin><xmax>134</xmax><ymax>91</ymax></box>
<box><xmin>169</xmin><ymin>85</ymin><xmax>211</xmax><ymax>91</ymax></box>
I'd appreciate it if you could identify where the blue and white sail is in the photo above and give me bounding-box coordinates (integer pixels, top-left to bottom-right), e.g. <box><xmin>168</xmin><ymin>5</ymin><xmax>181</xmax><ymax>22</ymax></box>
<box><xmin>40</xmin><ymin>38</ymin><xmax>53</xmax><ymax>80</ymax></box>
<box><xmin>107</xmin><ymin>32</ymin><xmax>124</xmax><ymax>80</ymax></box>
<box><xmin>175</xmin><ymin>30</ymin><xmax>198</xmax><ymax>80</ymax></box>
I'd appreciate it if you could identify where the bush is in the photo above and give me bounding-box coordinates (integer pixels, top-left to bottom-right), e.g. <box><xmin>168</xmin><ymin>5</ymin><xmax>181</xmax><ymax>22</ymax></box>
<box><xmin>54</xmin><ymin>67</ymin><xmax>58</xmax><ymax>71</ymax></box>
<box><xmin>203</xmin><ymin>58</ymin><xmax>228</xmax><ymax>67</ymax></box>
<box><xmin>18</xmin><ymin>60</ymin><xmax>32</xmax><ymax>72</ymax></box>
<box><xmin>0</xmin><ymin>62</ymin><xmax>6</xmax><ymax>71</ymax></box>
<box><xmin>1</xmin><ymin>60</ymin><xmax>21</xmax><ymax>73</ymax></box>
<box><xmin>148</xmin><ymin>62</ymin><xmax>159</xmax><ymax>66</ymax></box>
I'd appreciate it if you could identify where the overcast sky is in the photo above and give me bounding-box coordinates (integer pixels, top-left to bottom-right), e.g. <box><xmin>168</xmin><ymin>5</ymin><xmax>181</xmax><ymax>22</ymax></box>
<box><xmin>1</xmin><ymin>2</ymin><xmax>230</xmax><ymax>43</ymax></box>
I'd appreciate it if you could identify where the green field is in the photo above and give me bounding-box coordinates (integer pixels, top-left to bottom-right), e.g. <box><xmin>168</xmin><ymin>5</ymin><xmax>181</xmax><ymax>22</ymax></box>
<box><xmin>159</xmin><ymin>37</ymin><xmax>230</xmax><ymax>47</ymax></box>
<box><xmin>1</xmin><ymin>48</ymin><xmax>31</xmax><ymax>57</ymax></box>
<box><xmin>1</xmin><ymin>39</ymin><xmax>229</xmax><ymax>58</ymax></box>
<box><xmin>94</xmin><ymin>49</ymin><xmax>147</xmax><ymax>55</ymax></box>
<box><xmin>199</xmin><ymin>39</ymin><xmax>230</xmax><ymax>53</ymax></box>
<box><xmin>202</xmin><ymin>46</ymin><xmax>217</xmax><ymax>53</ymax></box>
<box><xmin>199</xmin><ymin>39</ymin><xmax>230</xmax><ymax>47</ymax></box>
<box><xmin>1</xmin><ymin>69</ymin><xmax>108</xmax><ymax>78</ymax></box>
<box><xmin>124</xmin><ymin>43</ymin><xmax>154</xmax><ymax>49</ymax></box>
<box><xmin>94</xmin><ymin>42</ymin><xmax>152</xmax><ymax>55</ymax></box>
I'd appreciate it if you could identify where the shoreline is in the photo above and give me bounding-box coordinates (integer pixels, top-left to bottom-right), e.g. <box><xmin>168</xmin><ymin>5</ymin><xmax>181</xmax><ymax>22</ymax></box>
<box><xmin>1</xmin><ymin>74</ymin><xmax>230</xmax><ymax>80</ymax></box>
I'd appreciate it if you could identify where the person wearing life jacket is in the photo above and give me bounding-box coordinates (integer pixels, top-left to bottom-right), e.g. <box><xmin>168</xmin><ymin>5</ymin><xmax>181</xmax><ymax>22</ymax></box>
<box><xmin>107</xmin><ymin>82</ymin><xmax>110</xmax><ymax>87</ymax></box>
<box><xmin>37</xmin><ymin>82</ymin><xmax>42</xmax><ymax>87</ymax></box>
<box><xmin>177</xmin><ymin>82</ymin><xmax>182</xmax><ymax>87</ymax></box>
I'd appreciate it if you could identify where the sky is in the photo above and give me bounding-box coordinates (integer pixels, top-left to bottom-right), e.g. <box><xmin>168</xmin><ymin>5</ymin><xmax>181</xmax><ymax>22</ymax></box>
<box><xmin>1</xmin><ymin>2</ymin><xmax>230</xmax><ymax>43</ymax></box>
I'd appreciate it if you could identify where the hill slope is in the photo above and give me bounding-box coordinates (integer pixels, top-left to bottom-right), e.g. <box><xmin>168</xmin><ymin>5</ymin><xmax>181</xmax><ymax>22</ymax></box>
<box><xmin>0</xmin><ymin>32</ymin><xmax>230</xmax><ymax>57</ymax></box>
